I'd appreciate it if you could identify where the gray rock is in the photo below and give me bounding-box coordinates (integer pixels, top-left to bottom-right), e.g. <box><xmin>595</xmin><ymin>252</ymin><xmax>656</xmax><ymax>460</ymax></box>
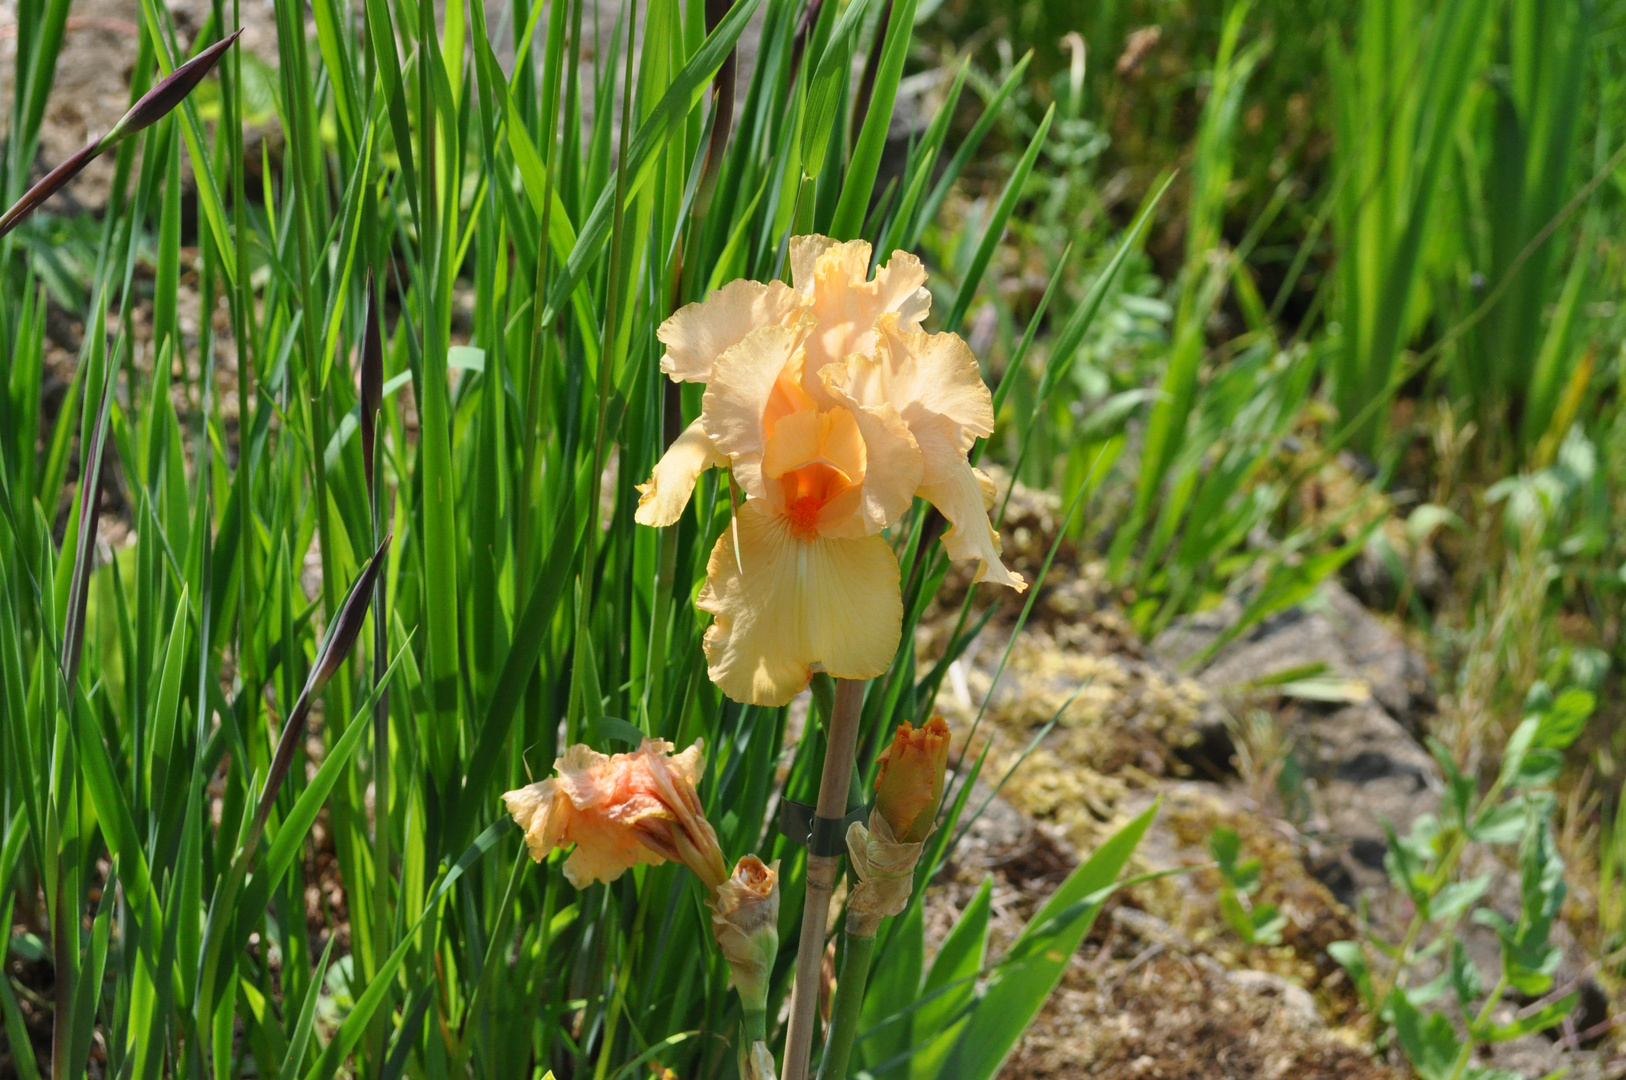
<box><xmin>1156</xmin><ymin>583</ymin><xmax>1442</xmax><ymax>901</ymax></box>
<box><xmin>1227</xmin><ymin>969</ymin><xmax>1324</xmax><ymax>1032</ymax></box>
<box><xmin>1155</xmin><ymin>581</ymin><xmax>1611</xmax><ymax>1077</ymax></box>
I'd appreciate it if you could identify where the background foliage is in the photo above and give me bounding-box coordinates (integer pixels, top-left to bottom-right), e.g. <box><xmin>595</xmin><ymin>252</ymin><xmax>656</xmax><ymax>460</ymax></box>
<box><xmin>2</xmin><ymin>0</ymin><xmax>1624</xmax><ymax>1074</ymax></box>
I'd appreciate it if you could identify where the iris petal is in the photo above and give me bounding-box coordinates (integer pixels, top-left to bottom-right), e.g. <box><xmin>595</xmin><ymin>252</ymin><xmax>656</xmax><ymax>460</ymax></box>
<box><xmin>697</xmin><ymin>500</ymin><xmax>902</xmax><ymax>706</ymax></box>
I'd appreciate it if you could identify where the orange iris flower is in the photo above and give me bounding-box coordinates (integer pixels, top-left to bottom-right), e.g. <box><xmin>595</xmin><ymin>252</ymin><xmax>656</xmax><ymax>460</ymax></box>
<box><xmin>502</xmin><ymin>738</ymin><xmax>728</xmax><ymax>890</ymax></box>
<box><xmin>636</xmin><ymin>236</ymin><xmax>1025</xmax><ymax>706</ymax></box>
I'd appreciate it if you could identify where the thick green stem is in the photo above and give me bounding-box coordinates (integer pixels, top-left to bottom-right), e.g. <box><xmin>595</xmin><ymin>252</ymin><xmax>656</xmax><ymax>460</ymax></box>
<box><xmin>782</xmin><ymin>678</ymin><xmax>867</xmax><ymax>1080</ymax></box>
<box><xmin>816</xmin><ymin>932</ymin><xmax>875</xmax><ymax>1080</ymax></box>
<box><xmin>743</xmin><ymin>1007</ymin><xmax>767</xmax><ymax>1045</ymax></box>
<box><xmin>738</xmin><ymin>1007</ymin><xmax>769</xmax><ymax>1080</ymax></box>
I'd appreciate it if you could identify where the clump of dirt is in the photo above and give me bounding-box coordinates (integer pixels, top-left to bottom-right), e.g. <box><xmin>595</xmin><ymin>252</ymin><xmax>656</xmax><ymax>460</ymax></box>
<box><xmin>1139</xmin><ymin>785</ymin><xmax>1366</xmax><ymax>1024</ymax></box>
<box><xmin>1006</xmin><ymin>941</ymin><xmax>1403</xmax><ymax>1080</ymax></box>
<box><xmin>922</xmin><ymin>779</ymin><xmax>1399</xmax><ymax>1080</ymax></box>
<box><xmin>916</xmin><ymin>470</ymin><xmax>1420</xmax><ymax>1079</ymax></box>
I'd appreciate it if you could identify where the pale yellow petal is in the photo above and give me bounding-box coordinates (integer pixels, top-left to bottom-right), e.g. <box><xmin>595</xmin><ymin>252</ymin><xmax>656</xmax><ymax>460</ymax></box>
<box><xmin>501</xmin><ymin>779</ymin><xmax>559</xmax><ymax>862</ymax></box>
<box><xmin>812</xmin><ymin>238</ymin><xmax>874</xmax><ymax>295</ymax></box>
<box><xmin>665</xmin><ymin>738</ymin><xmax>706</xmax><ymax>788</ymax></box>
<box><xmin>552</xmin><ymin>744</ymin><xmax>614</xmax><ymax>805</ymax></box>
<box><xmin>635</xmin><ymin>418</ymin><xmax>727</xmax><ymax>526</ymax></box>
<box><xmin>918</xmin><ymin>458</ymin><xmax>1025</xmax><ymax>591</ymax></box>
<box><xmin>799</xmin><ymin>245</ymin><xmax>934</xmax><ymax>402</ymax></box>
<box><xmin>701</xmin><ymin>323</ymin><xmax>808</xmax><ymax>499</ymax></box>
<box><xmin>658</xmin><ymin>278</ymin><xmax>804</xmax><ymax>383</ymax></box>
<box><xmin>560</xmin><ymin>815</ymin><xmax>666</xmax><ymax>887</ymax></box>
<box><xmin>973</xmin><ymin>466</ymin><xmax>997</xmax><ymax>510</ymax></box>
<box><xmin>863</xmin><ymin>314</ymin><xmax>994</xmax><ymax>484</ymax></box>
<box><xmin>697</xmin><ymin>499</ymin><xmax>902</xmax><ymax>706</ymax></box>
<box><xmin>789</xmin><ymin>234</ymin><xmax>841</xmax><ymax>295</ymax></box>
<box><xmin>870</xmin><ymin>250</ymin><xmax>932</xmax><ymax>332</ymax></box>
<box><xmin>880</xmin><ymin>316</ymin><xmax>993</xmax><ymax>436</ymax></box>
<box><xmin>802</xmin><ymin>239</ymin><xmax>881</xmax><ymax>397</ymax></box>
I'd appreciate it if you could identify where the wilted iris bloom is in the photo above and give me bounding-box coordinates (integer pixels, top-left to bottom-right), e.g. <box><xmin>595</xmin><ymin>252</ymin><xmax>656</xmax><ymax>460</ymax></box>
<box><xmin>637</xmin><ymin>237</ymin><xmax>1025</xmax><ymax>706</ymax></box>
<box><xmin>711</xmin><ymin>855</ymin><xmax>780</xmax><ymax>1009</ymax></box>
<box><xmin>503</xmin><ymin>738</ymin><xmax>728</xmax><ymax>890</ymax></box>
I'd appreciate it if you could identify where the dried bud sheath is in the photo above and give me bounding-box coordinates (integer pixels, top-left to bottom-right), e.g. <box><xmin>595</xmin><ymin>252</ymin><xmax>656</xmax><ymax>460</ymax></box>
<box><xmin>818</xmin><ymin>719</ymin><xmax>953</xmax><ymax>1080</ymax></box>
<box><xmin>842</xmin><ymin>717</ymin><xmax>951</xmax><ymax>936</ymax></box>
<box><xmin>844</xmin><ymin>812</ymin><xmax>929</xmax><ymax>937</ymax></box>
<box><xmin>711</xmin><ymin>856</ymin><xmax>780</xmax><ymax>1012</ymax></box>
<box><xmin>712</xmin><ymin>856</ymin><xmax>781</xmax><ymax>1080</ymax></box>
<box><xmin>743</xmin><ymin>1041</ymin><xmax>778</xmax><ymax>1080</ymax></box>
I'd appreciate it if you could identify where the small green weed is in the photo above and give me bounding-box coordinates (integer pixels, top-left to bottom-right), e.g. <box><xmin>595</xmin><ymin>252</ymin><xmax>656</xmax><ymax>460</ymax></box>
<box><xmin>1208</xmin><ymin>826</ymin><xmax>1289</xmax><ymax>947</ymax></box>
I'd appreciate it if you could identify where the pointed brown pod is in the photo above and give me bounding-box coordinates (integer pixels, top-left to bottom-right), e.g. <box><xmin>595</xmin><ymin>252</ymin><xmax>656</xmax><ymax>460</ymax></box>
<box><xmin>0</xmin><ymin>30</ymin><xmax>241</xmax><ymax>240</ymax></box>
<box><xmin>256</xmin><ymin>534</ymin><xmax>393</xmax><ymax>831</ymax></box>
<box><xmin>360</xmin><ymin>270</ymin><xmax>384</xmax><ymax>500</ymax></box>
<box><xmin>103</xmin><ymin>30</ymin><xmax>245</xmax><ymax>145</ymax></box>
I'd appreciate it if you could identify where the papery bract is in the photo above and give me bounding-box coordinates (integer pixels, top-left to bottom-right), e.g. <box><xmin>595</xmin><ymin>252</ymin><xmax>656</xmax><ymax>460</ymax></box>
<box><xmin>711</xmin><ymin>856</ymin><xmax>780</xmax><ymax>1009</ymax></box>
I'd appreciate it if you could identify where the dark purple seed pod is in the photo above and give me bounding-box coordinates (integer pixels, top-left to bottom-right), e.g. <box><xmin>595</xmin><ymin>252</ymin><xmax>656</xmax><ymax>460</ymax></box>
<box><xmin>360</xmin><ymin>270</ymin><xmax>384</xmax><ymax>500</ymax></box>
<box><xmin>256</xmin><ymin>533</ymin><xmax>393</xmax><ymax>830</ymax></box>
<box><xmin>0</xmin><ymin>30</ymin><xmax>242</xmax><ymax>240</ymax></box>
<box><xmin>103</xmin><ymin>29</ymin><xmax>244</xmax><ymax>146</ymax></box>
<box><xmin>311</xmin><ymin>533</ymin><xmax>392</xmax><ymax>691</ymax></box>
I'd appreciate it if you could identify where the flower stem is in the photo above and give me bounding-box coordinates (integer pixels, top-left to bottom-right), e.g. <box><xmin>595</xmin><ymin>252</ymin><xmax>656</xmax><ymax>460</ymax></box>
<box><xmin>741</xmin><ymin>1004</ymin><xmax>769</xmax><ymax>1076</ymax></box>
<box><xmin>1442</xmin><ymin>973</ymin><xmax>1507</xmax><ymax>1080</ymax></box>
<box><xmin>782</xmin><ymin>678</ymin><xmax>867</xmax><ymax>1080</ymax></box>
<box><xmin>816</xmin><ymin>932</ymin><xmax>876</xmax><ymax>1080</ymax></box>
<box><xmin>744</xmin><ymin>1007</ymin><xmax>768</xmax><ymax>1046</ymax></box>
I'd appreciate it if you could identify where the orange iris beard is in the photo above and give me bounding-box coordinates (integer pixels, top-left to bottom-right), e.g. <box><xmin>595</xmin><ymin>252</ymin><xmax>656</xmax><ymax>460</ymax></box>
<box><xmin>784</xmin><ymin>495</ymin><xmax>826</xmax><ymax>540</ymax></box>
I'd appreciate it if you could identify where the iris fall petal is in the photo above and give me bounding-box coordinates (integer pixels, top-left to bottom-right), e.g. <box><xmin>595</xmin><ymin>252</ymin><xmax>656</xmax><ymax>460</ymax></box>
<box><xmin>696</xmin><ymin>499</ymin><xmax>901</xmax><ymax>706</ymax></box>
<box><xmin>918</xmin><ymin>457</ymin><xmax>1026</xmax><ymax>591</ymax></box>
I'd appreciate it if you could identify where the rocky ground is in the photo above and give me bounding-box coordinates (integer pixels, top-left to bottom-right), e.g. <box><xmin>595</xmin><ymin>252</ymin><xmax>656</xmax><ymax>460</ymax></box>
<box><xmin>920</xmin><ymin>475</ymin><xmax>1622</xmax><ymax>1080</ymax></box>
